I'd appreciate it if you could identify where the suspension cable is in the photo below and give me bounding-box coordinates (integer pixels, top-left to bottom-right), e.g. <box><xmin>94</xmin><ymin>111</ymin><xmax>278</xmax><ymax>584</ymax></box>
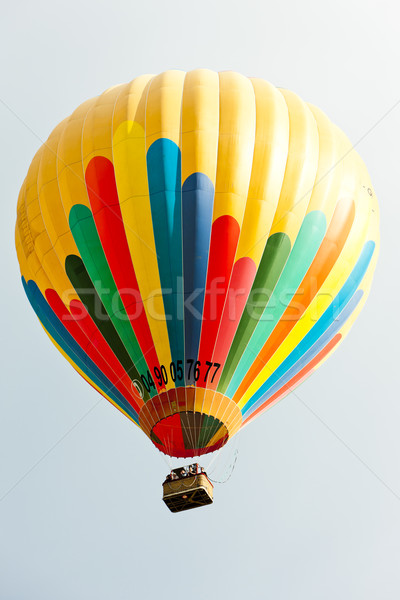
<box><xmin>208</xmin><ymin>448</ymin><xmax>239</xmax><ymax>484</ymax></box>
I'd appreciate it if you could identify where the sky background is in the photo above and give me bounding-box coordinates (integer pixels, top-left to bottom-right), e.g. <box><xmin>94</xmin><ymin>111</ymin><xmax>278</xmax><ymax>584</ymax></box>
<box><xmin>1</xmin><ymin>1</ymin><xmax>400</xmax><ymax>598</ymax></box>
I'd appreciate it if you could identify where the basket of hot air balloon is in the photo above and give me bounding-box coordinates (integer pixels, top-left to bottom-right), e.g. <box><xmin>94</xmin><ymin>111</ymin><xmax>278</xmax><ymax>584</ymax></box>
<box><xmin>162</xmin><ymin>464</ymin><xmax>213</xmax><ymax>512</ymax></box>
<box><xmin>15</xmin><ymin>70</ymin><xmax>379</xmax><ymax>511</ymax></box>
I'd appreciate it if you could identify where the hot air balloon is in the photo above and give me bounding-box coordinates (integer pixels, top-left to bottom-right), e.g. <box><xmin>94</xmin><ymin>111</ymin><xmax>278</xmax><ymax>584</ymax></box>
<box><xmin>15</xmin><ymin>70</ymin><xmax>379</xmax><ymax>511</ymax></box>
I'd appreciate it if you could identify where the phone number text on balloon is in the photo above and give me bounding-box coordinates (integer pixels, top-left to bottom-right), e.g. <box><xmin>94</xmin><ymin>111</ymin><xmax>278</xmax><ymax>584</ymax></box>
<box><xmin>140</xmin><ymin>360</ymin><xmax>221</xmax><ymax>392</ymax></box>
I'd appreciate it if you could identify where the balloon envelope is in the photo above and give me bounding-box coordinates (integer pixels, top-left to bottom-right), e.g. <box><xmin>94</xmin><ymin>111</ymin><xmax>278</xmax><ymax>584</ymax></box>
<box><xmin>15</xmin><ymin>70</ymin><xmax>379</xmax><ymax>457</ymax></box>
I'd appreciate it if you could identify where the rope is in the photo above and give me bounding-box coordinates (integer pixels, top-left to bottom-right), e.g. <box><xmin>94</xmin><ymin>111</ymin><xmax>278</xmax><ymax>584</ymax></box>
<box><xmin>205</xmin><ymin>446</ymin><xmax>223</xmax><ymax>473</ymax></box>
<box><xmin>160</xmin><ymin>451</ymin><xmax>172</xmax><ymax>470</ymax></box>
<box><xmin>208</xmin><ymin>449</ymin><xmax>239</xmax><ymax>484</ymax></box>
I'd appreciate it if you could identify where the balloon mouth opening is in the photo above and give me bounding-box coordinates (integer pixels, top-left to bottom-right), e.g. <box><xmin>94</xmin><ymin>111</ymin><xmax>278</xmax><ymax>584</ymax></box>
<box><xmin>138</xmin><ymin>387</ymin><xmax>242</xmax><ymax>458</ymax></box>
<box><xmin>149</xmin><ymin>411</ymin><xmax>229</xmax><ymax>458</ymax></box>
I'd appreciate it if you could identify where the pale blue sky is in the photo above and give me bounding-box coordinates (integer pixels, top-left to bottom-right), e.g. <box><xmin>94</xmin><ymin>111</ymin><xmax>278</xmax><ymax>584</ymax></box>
<box><xmin>1</xmin><ymin>1</ymin><xmax>400</xmax><ymax>598</ymax></box>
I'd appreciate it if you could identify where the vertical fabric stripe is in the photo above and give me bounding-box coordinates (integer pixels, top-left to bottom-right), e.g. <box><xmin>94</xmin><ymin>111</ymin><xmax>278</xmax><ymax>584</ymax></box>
<box><xmin>147</xmin><ymin>140</ymin><xmax>185</xmax><ymax>383</ymax></box>
<box><xmin>182</xmin><ymin>173</ymin><xmax>214</xmax><ymax>371</ymax></box>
